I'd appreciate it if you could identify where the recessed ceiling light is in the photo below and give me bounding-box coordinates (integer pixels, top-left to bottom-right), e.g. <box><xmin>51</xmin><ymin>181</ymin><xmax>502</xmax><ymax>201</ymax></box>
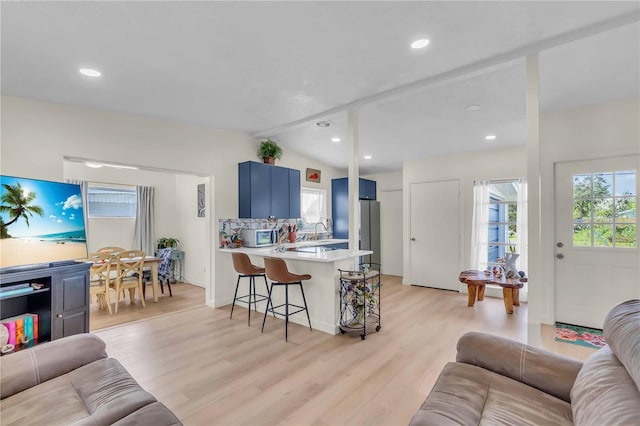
<box><xmin>464</xmin><ymin>104</ymin><xmax>481</xmax><ymax>112</ymax></box>
<box><xmin>79</xmin><ymin>68</ymin><xmax>102</xmax><ymax>77</ymax></box>
<box><xmin>411</xmin><ymin>39</ymin><xmax>430</xmax><ymax>49</ymax></box>
<box><xmin>485</xmin><ymin>135</ymin><xmax>497</xmax><ymax>141</ymax></box>
<box><xmin>331</xmin><ymin>137</ymin><xmax>341</xmax><ymax>142</ymax></box>
<box><xmin>315</xmin><ymin>120</ymin><xmax>331</xmax><ymax>128</ymax></box>
<box><xmin>363</xmin><ymin>155</ymin><xmax>372</xmax><ymax>160</ymax></box>
<box><xmin>85</xmin><ymin>162</ymin><xmax>103</xmax><ymax>168</ymax></box>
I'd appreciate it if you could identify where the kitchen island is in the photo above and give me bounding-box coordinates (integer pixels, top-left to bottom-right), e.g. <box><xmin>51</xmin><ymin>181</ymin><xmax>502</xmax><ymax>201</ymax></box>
<box><xmin>220</xmin><ymin>239</ymin><xmax>372</xmax><ymax>335</ymax></box>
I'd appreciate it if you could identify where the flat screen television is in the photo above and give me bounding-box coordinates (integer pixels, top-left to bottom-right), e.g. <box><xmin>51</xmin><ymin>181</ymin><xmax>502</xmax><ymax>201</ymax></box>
<box><xmin>1</xmin><ymin>175</ymin><xmax>88</xmax><ymax>270</ymax></box>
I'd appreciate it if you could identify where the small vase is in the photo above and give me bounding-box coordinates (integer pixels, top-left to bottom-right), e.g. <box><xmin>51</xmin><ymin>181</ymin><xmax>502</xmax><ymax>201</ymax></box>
<box><xmin>288</xmin><ymin>232</ymin><xmax>296</xmax><ymax>243</ymax></box>
<box><xmin>505</xmin><ymin>253</ymin><xmax>519</xmax><ymax>277</ymax></box>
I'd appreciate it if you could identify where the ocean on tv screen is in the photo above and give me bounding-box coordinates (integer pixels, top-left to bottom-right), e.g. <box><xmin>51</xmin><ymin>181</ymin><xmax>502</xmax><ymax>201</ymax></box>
<box><xmin>1</xmin><ymin>175</ymin><xmax>88</xmax><ymax>268</ymax></box>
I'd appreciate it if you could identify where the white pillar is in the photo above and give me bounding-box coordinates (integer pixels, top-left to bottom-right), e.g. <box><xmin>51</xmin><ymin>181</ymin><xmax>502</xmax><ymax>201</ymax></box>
<box><xmin>348</xmin><ymin>109</ymin><xmax>360</xmax><ymax>261</ymax></box>
<box><xmin>526</xmin><ymin>53</ymin><xmax>542</xmax><ymax>346</ymax></box>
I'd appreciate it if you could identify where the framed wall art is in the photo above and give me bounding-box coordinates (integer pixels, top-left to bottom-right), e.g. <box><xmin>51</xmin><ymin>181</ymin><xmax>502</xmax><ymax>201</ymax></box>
<box><xmin>306</xmin><ymin>168</ymin><xmax>321</xmax><ymax>183</ymax></box>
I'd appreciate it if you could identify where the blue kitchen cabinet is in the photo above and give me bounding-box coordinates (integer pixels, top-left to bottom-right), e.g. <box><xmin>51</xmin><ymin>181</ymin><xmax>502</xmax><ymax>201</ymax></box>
<box><xmin>359</xmin><ymin>178</ymin><xmax>377</xmax><ymax>200</ymax></box>
<box><xmin>331</xmin><ymin>177</ymin><xmax>377</xmax><ymax>239</ymax></box>
<box><xmin>238</xmin><ymin>161</ymin><xmax>301</xmax><ymax>219</ymax></box>
<box><xmin>288</xmin><ymin>168</ymin><xmax>301</xmax><ymax>219</ymax></box>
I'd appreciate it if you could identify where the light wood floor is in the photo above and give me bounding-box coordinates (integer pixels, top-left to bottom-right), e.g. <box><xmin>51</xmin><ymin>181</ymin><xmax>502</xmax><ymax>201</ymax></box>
<box><xmin>90</xmin><ymin>282</ymin><xmax>206</xmax><ymax>331</ymax></box>
<box><xmin>94</xmin><ymin>275</ymin><xmax>595</xmax><ymax>425</ymax></box>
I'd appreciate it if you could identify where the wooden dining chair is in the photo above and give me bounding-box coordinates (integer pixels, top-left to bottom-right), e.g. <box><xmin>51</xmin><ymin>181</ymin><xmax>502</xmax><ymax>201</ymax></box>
<box><xmin>97</xmin><ymin>246</ymin><xmax>126</xmax><ymax>255</ymax></box>
<box><xmin>114</xmin><ymin>250</ymin><xmax>146</xmax><ymax>313</ymax></box>
<box><xmin>88</xmin><ymin>252</ymin><xmax>114</xmax><ymax>314</ymax></box>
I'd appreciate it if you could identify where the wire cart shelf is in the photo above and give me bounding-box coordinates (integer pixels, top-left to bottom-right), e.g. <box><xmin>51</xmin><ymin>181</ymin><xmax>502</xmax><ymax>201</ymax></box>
<box><xmin>338</xmin><ymin>263</ymin><xmax>381</xmax><ymax>340</ymax></box>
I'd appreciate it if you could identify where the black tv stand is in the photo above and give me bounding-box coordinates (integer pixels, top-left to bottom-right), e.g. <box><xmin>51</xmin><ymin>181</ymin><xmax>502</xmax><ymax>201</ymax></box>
<box><xmin>0</xmin><ymin>262</ymin><xmax>91</xmax><ymax>353</ymax></box>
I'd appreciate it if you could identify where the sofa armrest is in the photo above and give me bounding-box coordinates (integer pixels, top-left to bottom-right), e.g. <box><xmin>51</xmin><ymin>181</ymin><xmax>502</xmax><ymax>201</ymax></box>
<box><xmin>456</xmin><ymin>332</ymin><xmax>583</xmax><ymax>402</ymax></box>
<box><xmin>0</xmin><ymin>333</ymin><xmax>107</xmax><ymax>399</ymax></box>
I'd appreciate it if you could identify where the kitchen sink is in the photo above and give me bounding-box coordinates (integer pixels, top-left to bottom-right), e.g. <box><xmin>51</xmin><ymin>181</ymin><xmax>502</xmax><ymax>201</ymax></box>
<box><xmin>287</xmin><ymin>242</ymin><xmax>348</xmax><ymax>253</ymax></box>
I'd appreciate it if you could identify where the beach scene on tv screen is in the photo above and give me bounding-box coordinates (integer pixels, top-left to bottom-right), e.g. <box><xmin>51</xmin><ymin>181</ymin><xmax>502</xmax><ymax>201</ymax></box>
<box><xmin>1</xmin><ymin>176</ymin><xmax>88</xmax><ymax>268</ymax></box>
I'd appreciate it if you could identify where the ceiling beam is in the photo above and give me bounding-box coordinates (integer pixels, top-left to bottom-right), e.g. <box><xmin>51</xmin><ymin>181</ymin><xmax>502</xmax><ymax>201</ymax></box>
<box><xmin>252</xmin><ymin>10</ymin><xmax>640</xmax><ymax>139</ymax></box>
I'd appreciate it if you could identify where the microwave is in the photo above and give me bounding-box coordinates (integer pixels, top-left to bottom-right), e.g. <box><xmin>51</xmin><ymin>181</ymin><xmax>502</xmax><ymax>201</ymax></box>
<box><xmin>241</xmin><ymin>229</ymin><xmax>278</xmax><ymax>247</ymax></box>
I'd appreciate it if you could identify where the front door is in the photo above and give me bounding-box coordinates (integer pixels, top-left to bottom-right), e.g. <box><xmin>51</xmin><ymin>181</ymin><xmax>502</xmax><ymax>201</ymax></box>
<box><xmin>554</xmin><ymin>155</ymin><xmax>639</xmax><ymax>328</ymax></box>
<box><xmin>410</xmin><ymin>180</ymin><xmax>460</xmax><ymax>291</ymax></box>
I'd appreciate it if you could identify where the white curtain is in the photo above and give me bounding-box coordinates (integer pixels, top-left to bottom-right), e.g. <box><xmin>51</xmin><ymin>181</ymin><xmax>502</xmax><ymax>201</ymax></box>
<box><xmin>133</xmin><ymin>186</ymin><xmax>155</xmax><ymax>256</ymax></box>
<box><xmin>65</xmin><ymin>179</ymin><xmax>89</xmax><ymax>248</ymax></box>
<box><xmin>516</xmin><ymin>178</ymin><xmax>528</xmax><ymax>273</ymax></box>
<box><xmin>470</xmin><ymin>180</ymin><xmax>490</xmax><ymax>270</ymax></box>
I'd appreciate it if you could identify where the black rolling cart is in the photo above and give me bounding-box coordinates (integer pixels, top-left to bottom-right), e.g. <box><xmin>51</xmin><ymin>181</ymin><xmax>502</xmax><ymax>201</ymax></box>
<box><xmin>338</xmin><ymin>263</ymin><xmax>381</xmax><ymax>340</ymax></box>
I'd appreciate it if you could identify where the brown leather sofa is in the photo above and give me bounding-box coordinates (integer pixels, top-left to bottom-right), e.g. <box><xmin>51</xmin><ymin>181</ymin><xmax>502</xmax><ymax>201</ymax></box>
<box><xmin>410</xmin><ymin>299</ymin><xmax>640</xmax><ymax>425</ymax></box>
<box><xmin>0</xmin><ymin>333</ymin><xmax>181</xmax><ymax>425</ymax></box>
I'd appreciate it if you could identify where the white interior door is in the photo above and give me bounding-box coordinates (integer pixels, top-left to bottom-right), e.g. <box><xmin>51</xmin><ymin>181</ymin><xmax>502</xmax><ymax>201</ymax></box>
<box><xmin>410</xmin><ymin>180</ymin><xmax>460</xmax><ymax>291</ymax></box>
<box><xmin>380</xmin><ymin>190</ymin><xmax>403</xmax><ymax>276</ymax></box>
<box><xmin>555</xmin><ymin>156</ymin><xmax>639</xmax><ymax>328</ymax></box>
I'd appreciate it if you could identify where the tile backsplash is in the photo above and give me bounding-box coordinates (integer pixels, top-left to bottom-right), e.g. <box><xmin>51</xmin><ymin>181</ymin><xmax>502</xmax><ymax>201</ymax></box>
<box><xmin>218</xmin><ymin>218</ymin><xmax>332</xmax><ymax>248</ymax></box>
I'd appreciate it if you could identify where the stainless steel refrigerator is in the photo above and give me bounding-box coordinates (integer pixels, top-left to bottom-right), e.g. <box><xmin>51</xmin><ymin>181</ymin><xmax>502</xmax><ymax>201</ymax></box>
<box><xmin>360</xmin><ymin>200</ymin><xmax>381</xmax><ymax>265</ymax></box>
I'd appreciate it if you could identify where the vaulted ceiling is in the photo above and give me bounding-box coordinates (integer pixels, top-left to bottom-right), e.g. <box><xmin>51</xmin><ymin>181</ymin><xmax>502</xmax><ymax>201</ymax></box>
<box><xmin>2</xmin><ymin>2</ymin><xmax>638</xmax><ymax>173</ymax></box>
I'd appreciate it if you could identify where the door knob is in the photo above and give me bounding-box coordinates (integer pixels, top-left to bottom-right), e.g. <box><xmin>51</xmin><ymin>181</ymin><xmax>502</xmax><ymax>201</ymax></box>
<box><xmin>56</xmin><ymin>314</ymin><xmax>63</xmax><ymax>318</ymax></box>
<box><xmin>556</xmin><ymin>253</ymin><xmax>564</xmax><ymax>259</ymax></box>
<box><xmin>411</xmin><ymin>238</ymin><xmax>416</xmax><ymax>241</ymax></box>
<box><xmin>556</xmin><ymin>242</ymin><xmax>564</xmax><ymax>248</ymax></box>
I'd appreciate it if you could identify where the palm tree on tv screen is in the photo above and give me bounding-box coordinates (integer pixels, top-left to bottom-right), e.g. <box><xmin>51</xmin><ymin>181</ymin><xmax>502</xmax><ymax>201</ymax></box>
<box><xmin>0</xmin><ymin>182</ymin><xmax>44</xmax><ymax>237</ymax></box>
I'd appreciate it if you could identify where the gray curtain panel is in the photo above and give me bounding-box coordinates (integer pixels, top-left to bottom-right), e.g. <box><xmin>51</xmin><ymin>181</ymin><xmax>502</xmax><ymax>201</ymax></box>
<box><xmin>65</xmin><ymin>179</ymin><xmax>90</xmax><ymax>247</ymax></box>
<box><xmin>133</xmin><ymin>186</ymin><xmax>155</xmax><ymax>256</ymax></box>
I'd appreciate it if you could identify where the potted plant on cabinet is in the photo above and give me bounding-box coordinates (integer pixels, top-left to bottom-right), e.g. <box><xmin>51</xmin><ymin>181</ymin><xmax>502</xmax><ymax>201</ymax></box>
<box><xmin>157</xmin><ymin>237</ymin><xmax>180</xmax><ymax>250</ymax></box>
<box><xmin>257</xmin><ymin>139</ymin><xmax>283</xmax><ymax>165</ymax></box>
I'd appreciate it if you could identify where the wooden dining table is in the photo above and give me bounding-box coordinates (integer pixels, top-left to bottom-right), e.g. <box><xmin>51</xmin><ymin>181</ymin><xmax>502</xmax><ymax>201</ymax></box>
<box><xmin>89</xmin><ymin>256</ymin><xmax>163</xmax><ymax>303</ymax></box>
<box><xmin>458</xmin><ymin>270</ymin><xmax>527</xmax><ymax>314</ymax></box>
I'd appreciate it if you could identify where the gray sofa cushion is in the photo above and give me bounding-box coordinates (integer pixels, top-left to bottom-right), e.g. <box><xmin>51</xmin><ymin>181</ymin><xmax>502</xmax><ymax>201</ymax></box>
<box><xmin>571</xmin><ymin>299</ymin><xmax>640</xmax><ymax>425</ymax></box>
<box><xmin>112</xmin><ymin>401</ymin><xmax>182</xmax><ymax>426</ymax></box>
<box><xmin>603</xmin><ymin>299</ymin><xmax>640</xmax><ymax>388</ymax></box>
<box><xmin>0</xmin><ymin>357</ymin><xmax>163</xmax><ymax>426</ymax></box>
<box><xmin>0</xmin><ymin>333</ymin><xmax>107</xmax><ymax>399</ymax></box>
<box><xmin>571</xmin><ymin>345</ymin><xmax>640</xmax><ymax>425</ymax></box>
<box><xmin>70</xmin><ymin>358</ymin><xmax>158</xmax><ymax>425</ymax></box>
<box><xmin>410</xmin><ymin>362</ymin><xmax>573</xmax><ymax>426</ymax></box>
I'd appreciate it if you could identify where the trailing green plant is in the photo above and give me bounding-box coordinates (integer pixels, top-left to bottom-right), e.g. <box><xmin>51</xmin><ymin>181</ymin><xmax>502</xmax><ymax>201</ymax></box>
<box><xmin>157</xmin><ymin>237</ymin><xmax>180</xmax><ymax>248</ymax></box>
<box><xmin>257</xmin><ymin>139</ymin><xmax>283</xmax><ymax>161</ymax></box>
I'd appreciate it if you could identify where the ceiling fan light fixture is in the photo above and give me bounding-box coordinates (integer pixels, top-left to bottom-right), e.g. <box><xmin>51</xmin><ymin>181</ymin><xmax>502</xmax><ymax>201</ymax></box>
<box><xmin>411</xmin><ymin>39</ymin><xmax>430</xmax><ymax>49</ymax></box>
<box><xmin>314</xmin><ymin>120</ymin><xmax>331</xmax><ymax>128</ymax></box>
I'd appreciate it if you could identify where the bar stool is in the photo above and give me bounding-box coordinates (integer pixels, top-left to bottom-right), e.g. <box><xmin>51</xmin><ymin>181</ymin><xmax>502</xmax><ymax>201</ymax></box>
<box><xmin>230</xmin><ymin>252</ymin><xmax>269</xmax><ymax>325</ymax></box>
<box><xmin>262</xmin><ymin>257</ymin><xmax>312</xmax><ymax>341</ymax></box>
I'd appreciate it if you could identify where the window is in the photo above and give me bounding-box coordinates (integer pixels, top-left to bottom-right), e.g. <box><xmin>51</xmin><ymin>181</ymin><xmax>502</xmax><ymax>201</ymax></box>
<box><xmin>87</xmin><ymin>185</ymin><xmax>136</xmax><ymax>218</ymax></box>
<box><xmin>572</xmin><ymin>170</ymin><xmax>636</xmax><ymax>248</ymax></box>
<box><xmin>487</xmin><ymin>184</ymin><xmax>518</xmax><ymax>265</ymax></box>
<box><xmin>471</xmin><ymin>179</ymin><xmax>527</xmax><ymax>273</ymax></box>
<box><xmin>300</xmin><ymin>187</ymin><xmax>326</xmax><ymax>229</ymax></box>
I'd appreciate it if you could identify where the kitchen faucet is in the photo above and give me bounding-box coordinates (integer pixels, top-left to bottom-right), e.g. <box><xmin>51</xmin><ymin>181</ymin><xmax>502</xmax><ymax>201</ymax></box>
<box><xmin>314</xmin><ymin>222</ymin><xmax>328</xmax><ymax>239</ymax></box>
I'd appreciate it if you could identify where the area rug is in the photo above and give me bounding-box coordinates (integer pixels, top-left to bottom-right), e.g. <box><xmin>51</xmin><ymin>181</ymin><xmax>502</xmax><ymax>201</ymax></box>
<box><xmin>555</xmin><ymin>322</ymin><xmax>606</xmax><ymax>349</ymax></box>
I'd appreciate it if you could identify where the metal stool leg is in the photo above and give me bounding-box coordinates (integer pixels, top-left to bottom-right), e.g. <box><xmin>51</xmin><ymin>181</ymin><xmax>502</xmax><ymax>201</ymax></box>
<box><xmin>298</xmin><ymin>282</ymin><xmax>312</xmax><ymax>331</ymax></box>
<box><xmin>247</xmin><ymin>276</ymin><xmax>252</xmax><ymax>326</ymax></box>
<box><xmin>261</xmin><ymin>282</ymin><xmax>274</xmax><ymax>333</ymax></box>
<box><xmin>285</xmin><ymin>283</ymin><xmax>289</xmax><ymax>342</ymax></box>
<box><xmin>230</xmin><ymin>275</ymin><xmax>241</xmax><ymax>319</ymax></box>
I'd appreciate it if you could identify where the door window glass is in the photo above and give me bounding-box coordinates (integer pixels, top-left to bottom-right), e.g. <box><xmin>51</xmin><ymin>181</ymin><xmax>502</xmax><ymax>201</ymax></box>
<box><xmin>572</xmin><ymin>170</ymin><xmax>637</xmax><ymax>248</ymax></box>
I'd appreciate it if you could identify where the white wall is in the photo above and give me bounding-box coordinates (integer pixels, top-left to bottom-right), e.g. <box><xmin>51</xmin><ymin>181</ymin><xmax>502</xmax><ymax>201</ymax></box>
<box><xmin>1</xmin><ymin>95</ymin><xmax>342</xmax><ymax>307</ymax></box>
<box><xmin>175</xmin><ymin>174</ymin><xmax>210</xmax><ymax>287</ymax></box>
<box><xmin>536</xmin><ymin>96</ymin><xmax>640</xmax><ymax>324</ymax></box>
<box><xmin>363</xmin><ymin>172</ymin><xmax>403</xmax><ymax>275</ymax></box>
<box><xmin>403</xmin><ymin>147</ymin><xmax>527</xmax><ymax>290</ymax></box>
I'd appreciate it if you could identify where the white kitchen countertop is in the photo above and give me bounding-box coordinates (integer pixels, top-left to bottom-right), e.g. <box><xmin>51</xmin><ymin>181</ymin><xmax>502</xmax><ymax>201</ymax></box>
<box><xmin>219</xmin><ymin>239</ymin><xmax>373</xmax><ymax>263</ymax></box>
